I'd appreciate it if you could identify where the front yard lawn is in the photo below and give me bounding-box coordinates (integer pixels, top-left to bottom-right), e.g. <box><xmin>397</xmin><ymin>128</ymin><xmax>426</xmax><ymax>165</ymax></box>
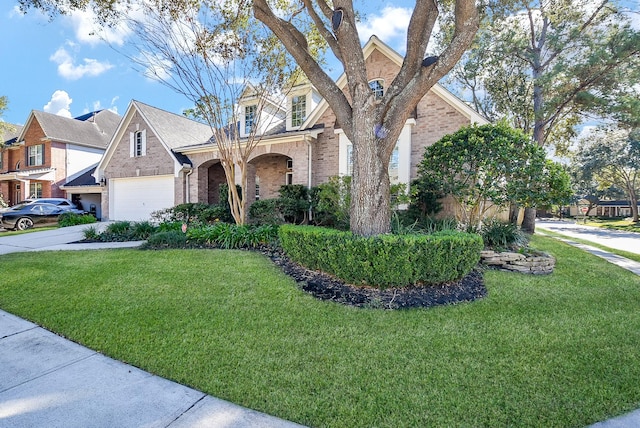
<box><xmin>1</xmin><ymin>236</ymin><xmax>639</xmax><ymax>427</ymax></box>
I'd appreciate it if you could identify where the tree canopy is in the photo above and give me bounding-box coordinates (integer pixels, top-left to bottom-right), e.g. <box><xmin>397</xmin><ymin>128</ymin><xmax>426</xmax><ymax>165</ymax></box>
<box><xmin>574</xmin><ymin>127</ymin><xmax>640</xmax><ymax>222</ymax></box>
<box><xmin>0</xmin><ymin>96</ymin><xmax>15</xmax><ymax>147</ymax></box>
<box><xmin>415</xmin><ymin>122</ymin><xmax>572</xmax><ymax>228</ymax></box>
<box><xmin>452</xmin><ymin>0</ymin><xmax>640</xmax><ymax>231</ymax></box>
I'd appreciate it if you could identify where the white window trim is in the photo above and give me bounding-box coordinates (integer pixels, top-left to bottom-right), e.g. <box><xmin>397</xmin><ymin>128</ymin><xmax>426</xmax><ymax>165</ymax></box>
<box><xmin>29</xmin><ymin>181</ymin><xmax>43</xmax><ymax>198</ymax></box>
<box><xmin>130</xmin><ymin>129</ymin><xmax>147</xmax><ymax>157</ymax></box>
<box><xmin>27</xmin><ymin>144</ymin><xmax>44</xmax><ymax>167</ymax></box>
<box><xmin>336</xmin><ymin>119</ymin><xmax>415</xmax><ymax>186</ymax></box>
<box><xmin>290</xmin><ymin>94</ymin><xmax>307</xmax><ymax>129</ymax></box>
<box><xmin>244</xmin><ymin>104</ymin><xmax>257</xmax><ymax>137</ymax></box>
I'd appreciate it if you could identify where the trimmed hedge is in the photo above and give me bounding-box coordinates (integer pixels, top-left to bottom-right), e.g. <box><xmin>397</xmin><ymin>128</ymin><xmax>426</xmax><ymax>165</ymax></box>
<box><xmin>278</xmin><ymin>225</ymin><xmax>483</xmax><ymax>288</ymax></box>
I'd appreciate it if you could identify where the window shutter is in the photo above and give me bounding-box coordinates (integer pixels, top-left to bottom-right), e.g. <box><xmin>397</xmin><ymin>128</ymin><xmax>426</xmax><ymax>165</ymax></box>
<box><xmin>40</xmin><ymin>144</ymin><xmax>45</xmax><ymax>165</ymax></box>
<box><xmin>141</xmin><ymin>129</ymin><xmax>147</xmax><ymax>156</ymax></box>
<box><xmin>129</xmin><ymin>132</ymin><xmax>135</xmax><ymax>157</ymax></box>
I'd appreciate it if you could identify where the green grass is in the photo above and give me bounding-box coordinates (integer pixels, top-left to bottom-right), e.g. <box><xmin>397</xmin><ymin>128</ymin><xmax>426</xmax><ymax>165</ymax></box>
<box><xmin>539</xmin><ymin>229</ymin><xmax>640</xmax><ymax>263</ymax></box>
<box><xmin>1</xmin><ymin>238</ymin><xmax>640</xmax><ymax>427</ymax></box>
<box><xmin>0</xmin><ymin>226</ymin><xmax>58</xmax><ymax>236</ymax></box>
<box><xmin>584</xmin><ymin>218</ymin><xmax>640</xmax><ymax>233</ymax></box>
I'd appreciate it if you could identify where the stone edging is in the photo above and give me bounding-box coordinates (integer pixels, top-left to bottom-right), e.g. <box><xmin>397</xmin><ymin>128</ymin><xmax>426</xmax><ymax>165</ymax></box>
<box><xmin>480</xmin><ymin>250</ymin><xmax>555</xmax><ymax>275</ymax></box>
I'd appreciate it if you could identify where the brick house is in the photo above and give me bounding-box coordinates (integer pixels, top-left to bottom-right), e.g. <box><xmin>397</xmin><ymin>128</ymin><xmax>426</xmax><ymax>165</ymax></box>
<box><xmin>96</xmin><ymin>36</ymin><xmax>487</xmax><ymax>221</ymax></box>
<box><xmin>0</xmin><ymin>110</ymin><xmax>120</xmax><ymax>217</ymax></box>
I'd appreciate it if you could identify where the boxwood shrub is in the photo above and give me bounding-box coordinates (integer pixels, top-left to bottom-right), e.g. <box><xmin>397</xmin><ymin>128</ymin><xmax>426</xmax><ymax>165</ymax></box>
<box><xmin>278</xmin><ymin>225</ymin><xmax>483</xmax><ymax>288</ymax></box>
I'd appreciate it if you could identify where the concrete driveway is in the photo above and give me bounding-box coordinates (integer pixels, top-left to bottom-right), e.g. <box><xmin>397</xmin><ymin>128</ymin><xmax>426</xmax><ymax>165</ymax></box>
<box><xmin>536</xmin><ymin>219</ymin><xmax>640</xmax><ymax>255</ymax></box>
<box><xmin>0</xmin><ymin>223</ymin><xmax>141</xmax><ymax>255</ymax></box>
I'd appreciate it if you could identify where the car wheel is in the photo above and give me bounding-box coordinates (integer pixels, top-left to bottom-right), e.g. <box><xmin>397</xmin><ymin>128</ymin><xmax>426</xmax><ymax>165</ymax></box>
<box><xmin>15</xmin><ymin>217</ymin><xmax>34</xmax><ymax>230</ymax></box>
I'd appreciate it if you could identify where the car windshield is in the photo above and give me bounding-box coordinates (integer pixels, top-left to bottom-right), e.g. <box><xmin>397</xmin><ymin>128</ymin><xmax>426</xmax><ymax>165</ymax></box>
<box><xmin>10</xmin><ymin>204</ymin><xmax>29</xmax><ymax>210</ymax></box>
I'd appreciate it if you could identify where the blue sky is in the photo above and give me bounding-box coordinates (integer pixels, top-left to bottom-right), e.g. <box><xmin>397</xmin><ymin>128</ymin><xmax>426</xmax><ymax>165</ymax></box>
<box><xmin>0</xmin><ymin>1</ymin><xmax>415</xmax><ymax>126</ymax></box>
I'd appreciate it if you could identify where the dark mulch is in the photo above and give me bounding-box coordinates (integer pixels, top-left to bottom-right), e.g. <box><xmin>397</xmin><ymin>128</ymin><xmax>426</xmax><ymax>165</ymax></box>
<box><xmin>87</xmin><ymin>238</ymin><xmax>487</xmax><ymax>310</ymax></box>
<box><xmin>261</xmin><ymin>247</ymin><xmax>487</xmax><ymax>310</ymax></box>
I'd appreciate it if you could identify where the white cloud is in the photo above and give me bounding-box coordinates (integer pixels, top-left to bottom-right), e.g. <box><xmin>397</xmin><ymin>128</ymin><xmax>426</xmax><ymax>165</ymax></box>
<box><xmin>66</xmin><ymin>8</ymin><xmax>134</xmax><ymax>47</ymax></box>
<box><xmin>137</xmin><ymin>50</ymin><xmax>173</xmax><ymax>82</ymax></box>
<box><xmin>50</xmin><ymin>46</ymin><xmax>114</xmax><ymax>80</ymax></box>
<box><xmin>44</xmin><ymin>91</ymin><xmax>73</xmax><ymax>118</ymax></box>
<box><xmin>9</xmin><ymin>5</ymin><xmax>24</xmax><ymax>18</ymax></box>
<box><xmin>357</xmin><ymin>6</ymin><xmax>412</xmax><ymax>48</ymax></box>
<box><xmin>82</xmin><ymin>97</ymin><xmax>119</xmax><ymax>116</ymax></box>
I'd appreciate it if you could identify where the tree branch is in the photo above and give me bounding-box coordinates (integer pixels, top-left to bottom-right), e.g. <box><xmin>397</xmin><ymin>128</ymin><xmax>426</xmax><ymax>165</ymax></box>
<box><xmin>301</xmin><ymin>0</ymin><xmax>342</xmax><ymax>63</ymax></box>
<box><xmin>253</xmin><ymin>0</ymin><xmax>353</xmax><ymax>132</ymax></box>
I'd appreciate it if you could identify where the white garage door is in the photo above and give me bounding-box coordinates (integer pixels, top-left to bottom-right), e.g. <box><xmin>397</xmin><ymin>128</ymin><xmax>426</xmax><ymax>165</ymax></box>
<box><xmin>111</xmin><ymin>175</ymin><xmax>175</xmax><ymax>221</ymax></box>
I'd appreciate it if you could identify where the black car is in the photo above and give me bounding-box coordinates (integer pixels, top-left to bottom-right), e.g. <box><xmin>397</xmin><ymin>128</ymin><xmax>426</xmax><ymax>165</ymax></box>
<box><xmin>16</xmin><ymin>198</ymin><xmax>79</xmax><ymax>209</ymax></box>
<box><xmin>0</xmin><ymin>203</ymin><xmax>84</xmax><ymax>230</ymax></box>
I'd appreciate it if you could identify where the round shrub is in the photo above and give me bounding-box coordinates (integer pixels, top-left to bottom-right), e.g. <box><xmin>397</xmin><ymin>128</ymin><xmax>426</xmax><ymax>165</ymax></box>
<box><xmin>249</xmin><ymin>199</ymin><xmax>283</xmax><ymax>225</ymax></box>
<box><xmin>278</xmin><ymin>225</ymin><xmax>483</xmax><ymax>288</ymax></box>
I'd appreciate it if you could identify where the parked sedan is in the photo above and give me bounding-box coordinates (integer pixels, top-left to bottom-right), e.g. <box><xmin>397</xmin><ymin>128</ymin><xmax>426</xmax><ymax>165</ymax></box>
<box><xmin>0</xmin><ymin>203</ymin><xmax>83</xmax><ymax>230</ymax></box>
<box><xmin>0</xmin><ymin>198</ymin><xmax>78</xmax><ymax>213</ymax></box>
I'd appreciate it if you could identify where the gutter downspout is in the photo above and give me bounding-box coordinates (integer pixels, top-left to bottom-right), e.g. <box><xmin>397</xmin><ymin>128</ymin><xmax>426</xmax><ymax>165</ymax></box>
<box><xmin>307</xmin><ymin>137</ymin><xmax>313</xmax><ymax>221</ymax></box>
<box><xmin>181</xmin><ymin>164</ymin><xmax>193</xmax><ymax>204</ymax></box>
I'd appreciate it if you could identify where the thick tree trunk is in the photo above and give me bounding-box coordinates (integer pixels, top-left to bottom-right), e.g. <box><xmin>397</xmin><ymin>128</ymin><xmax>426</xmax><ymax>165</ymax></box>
<box><xmin>521</xmin><ymin>207</ymin><xmax>536</xmax><ymax>234</ymax></box>
<box><xmin>628</xmin><ymin>190</ymin><xmax>639</xmax><ymax>222</ymax></box>
<box><xmin>349</xmin><ymin>117</ymin><xmax>393</xmax><ymax>236</ymax></box>
<box><xmin>508</xmin><ymin>203</ymin><xmax>520</xmax><ymax>225</ymax></box>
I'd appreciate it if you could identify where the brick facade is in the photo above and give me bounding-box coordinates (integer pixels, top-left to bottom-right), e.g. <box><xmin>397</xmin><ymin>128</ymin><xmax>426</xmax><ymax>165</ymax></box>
<box><xmin>99</xmin><ymin>39</ymin><xmax>483</xmax><ymax>221</ymax></box>
<box><xmin>101</xmin><ymin>111</ymin><xmax>184</xmax><ymax>219</ymax></box>
<box><xmin>103</xmin><ymin>112</ymin><xmax>176</xmax><ymax>179</ymax></box>
<box><xmin>181</xmin><ymin>46</ymin><xmax>476</xmax><ymax>208</ymax></box>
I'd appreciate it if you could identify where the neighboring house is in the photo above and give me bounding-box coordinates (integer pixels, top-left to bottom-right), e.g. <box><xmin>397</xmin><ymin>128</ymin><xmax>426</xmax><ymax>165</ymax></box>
<box><xmin>95</xmin><ymin>101</ymin><xmax>211</xmax><ymax>221</ymax></box>
<box><xmin>96</xmin><ymin>36</ymin><xmax>488</xmax><ymax>221</ymax></box>
<box><xmin>0</xmin><ymin>110</ymin><xmax>120</xmax><ymax>217</ymax></box>
<box><xmin>570</xmin><ymin>200</ymin><xmax>640</xmax><ymax>218</ymax></box>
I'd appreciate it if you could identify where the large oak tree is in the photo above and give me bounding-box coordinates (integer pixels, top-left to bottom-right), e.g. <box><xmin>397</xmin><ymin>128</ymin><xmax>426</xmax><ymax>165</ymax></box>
<box><xmin>19</xmin><ymin>0</ymin><xmax>481</xmax><ymax>236</ymax></box>
<box><xmin>252</xmin><ymin>0</ymin><xmax>479</xmax><ymax>235</ymax></box>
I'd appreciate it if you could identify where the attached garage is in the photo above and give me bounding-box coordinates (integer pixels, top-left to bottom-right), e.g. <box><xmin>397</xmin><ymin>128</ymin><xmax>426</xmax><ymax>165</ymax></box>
<box><xmin>110</xmin><ymin>175</ymin><xmax>175</xmax><ymax>221</ymax></box>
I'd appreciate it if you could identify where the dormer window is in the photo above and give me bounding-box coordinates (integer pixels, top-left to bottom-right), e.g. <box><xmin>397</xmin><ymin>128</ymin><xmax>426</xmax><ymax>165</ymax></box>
<box><xmin>244</xmin><ymin>104</ymin><xmax>257</xmax><ymax>135</ymax></box>
<box><xmin>291</xmin><ymin>95</ymin><xmax>307</xmax><ymax>127</ymax></box>
<box><xmin>369</xmin><ymin>79</ymin><xmax>384</xmax><ymax>100</ymax></box>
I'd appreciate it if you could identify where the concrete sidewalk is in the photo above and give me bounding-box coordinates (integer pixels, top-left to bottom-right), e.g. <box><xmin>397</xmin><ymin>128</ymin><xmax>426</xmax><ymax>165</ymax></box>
<box><xmin>0</xmin><ymin>223</ymin><xmax>112</xmax><ymax>255</ymax></box>
<box><xmin>0</xmin><ymin>310</ymin><xmax>304</xmax><ymax>428</ymax></box>
<box><xmin>0</xmin><ymin>226</ymin><xmax>305</xmax><ymax>427</ymax></box>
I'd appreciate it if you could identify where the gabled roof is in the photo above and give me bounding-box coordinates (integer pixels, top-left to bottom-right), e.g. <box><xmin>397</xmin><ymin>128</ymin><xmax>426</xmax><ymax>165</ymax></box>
<box><xmin>96</xmin><ymin>100</ymin><xmax>213</xmax><ymax>177</ymax></box>
<box><xmin>64</xmin><ymin>165</ymin><xmax>99</xmax><ymax>187</ymax></box>
<box><xmin>302</xmin><ymin>35</ymin><xmax>488</xmax><ymax>129</ymax></box>
<box><xmin>2</xmin><ymin>124</ymin><xmax>23</xmax><ymax>146</ymax></box>
<box><xmin>131</xmin><ymin>100</ymin><xmax>212</xmax><ymax>150</ymax></box>
<box><xmin>16</xmin><ymin>110</ymin><xmax>120</xmax><ymax>150</ymax></box>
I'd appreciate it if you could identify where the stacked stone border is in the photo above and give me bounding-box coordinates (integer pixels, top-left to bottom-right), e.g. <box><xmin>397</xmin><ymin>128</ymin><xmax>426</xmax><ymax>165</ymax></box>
<box><xmin>480</xmin><ymin>250</ymin><xmax>555</xmax><ymax>275</ymax></box>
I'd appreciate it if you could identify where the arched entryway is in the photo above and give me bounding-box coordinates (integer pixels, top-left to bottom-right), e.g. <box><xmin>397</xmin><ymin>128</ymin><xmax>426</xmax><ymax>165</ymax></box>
<box><xmin>249</xmin><ymin>153</ymin><xmax>293</xmax><ymax>201</ymax></box>
<box><xmin>197</xmin><ymin>160</ymin><xmax>226</xmax><ymax>204</ymax></box>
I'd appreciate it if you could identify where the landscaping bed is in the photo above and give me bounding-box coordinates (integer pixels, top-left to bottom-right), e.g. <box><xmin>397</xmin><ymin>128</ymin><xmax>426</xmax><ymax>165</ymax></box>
<box><xmin>263</xmin><ymin>246</ymin><xmax>486</xmax><ymax>309</ymax></box>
